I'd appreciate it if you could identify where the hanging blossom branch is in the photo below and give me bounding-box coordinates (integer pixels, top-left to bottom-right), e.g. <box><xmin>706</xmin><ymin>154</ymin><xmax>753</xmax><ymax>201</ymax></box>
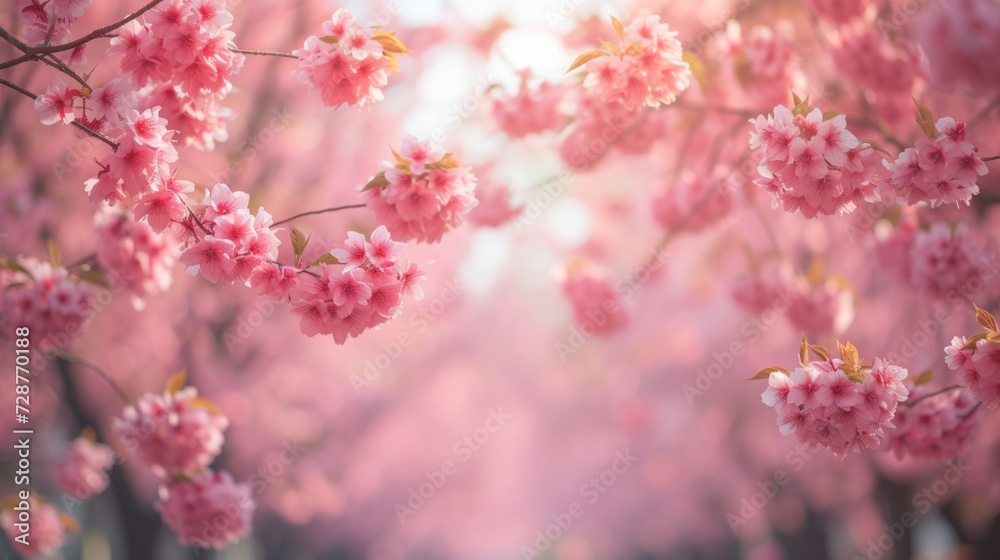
<box><xmin>0</xmin><ymin>77</ymin><xmax>118</xmax><ymax>149</ymax></box>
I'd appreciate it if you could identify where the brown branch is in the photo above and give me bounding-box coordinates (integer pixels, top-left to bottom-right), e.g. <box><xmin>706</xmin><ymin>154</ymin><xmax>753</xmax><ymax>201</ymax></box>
<box><xmin>272</xmin><ymin>203</ymin><xmax>368</xmax><ymax>226</ymax></box>
<box><xmin>230</xmin><ymin>47</ymin><xmax>300</xmax><ymax>60</ymax></box>
<box><xmin>0</xmin><ymin>0</ymin><xmax>166</xmax><ymax>70</ymax></box>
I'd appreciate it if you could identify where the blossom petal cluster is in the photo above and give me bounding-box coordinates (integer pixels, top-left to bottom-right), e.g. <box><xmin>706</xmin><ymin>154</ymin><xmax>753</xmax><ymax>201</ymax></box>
<box><xmin>95</xmin><ymin>207</ymin><xmax>177</xmax><ymax>307</ymax></box>
<box><xmin>52</xmin><ymin>435</ymin><xmax>116</xmax><ymax>500</ymax></box>
<box><xmin>492</xmin><ymin>74</ymin><xmax>567</xmax><ymax>137</ymax></box>
<box><xmin>17</xmin><ymin>0</ymin><xmax>93</xmax><ymax>46</ymax></box>
<box><xmin>885</xmin><ymin>384</ymin><xmax>978</xmax><ymax>461</ymax></box>
<box><xmin>156</xmin><ymin>470</ymin><xmax>255</xmax><ymax>549</ymax></box>
<box><xmin>0</xmin><ymin>499</ymin><xmax>70</xmax><ymax>556</ymax></box>
<box><xmin>749</xmin><ymin>103</ymin><xmax>883</xmax><ymax>217</ymax></box>
<box><xmin>560</xmin><ymin>263</ymin><xmax>630</xmax><ymax>337</ymax></box>
<box><xmin>115</xmin><ymin>377</ymin><xmax>254</xmax><ymax>548</ymax></box>
<box><xmin>293</xmin><ymin>9</ymin><xmax>410</xmax><ymax>109</ymax></box>
<box><xmin>651</xmin><ymin>172</ymin><xmax>733</xmax><ymax>233</ymax></box>
<box><xmin>575</xmin><ymin>15</ymin><xmax>691</xmax><ymax>110</ymax></box>
<box><xmin>363</xmin><ymin>135</ymin><xmax>478</xmax><ymax>243</ymax></box>
<box><xmin>285</xmin><ymin>226</ymin><xmax>425</xmax><ymax>344</ymax></box>
<box><xmin>0</xmin><ymin>257</ymin><xmax>94</xmax><ymax>345</ymax></box>
<box><xmin>886</xmin><ymin>117</ymin><xmax>987</xmax><ymax>207</ymax></box>
<box><xmin>115</xmin><ymin>385</ymin><xmax>229</xmax><ymax>477</ymax></box>
<box><xmin>177</xmin><ymin>183</ymin><xmax>280</xmax><ymax>285</ymax></box>
<box><xmin>945</xmin><ymin>307</ymin><xmax>1000</xmax><ymax>410</ymax></box>
<box><xmin>757</xmin><ymin>341</ymin><xmax>908</xmax><ymax>457</ymax></box>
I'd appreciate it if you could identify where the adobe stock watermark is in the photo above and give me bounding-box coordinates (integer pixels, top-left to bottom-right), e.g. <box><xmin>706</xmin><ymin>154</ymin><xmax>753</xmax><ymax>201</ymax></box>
<box><xmin>854</xmin><ymin>458</ymin><xmax>970</xmax><ymax>560</ymax></box>
<box><xmin>520</xmin><ymin>449</ymin><xmax>638</xmax><ymax>559</ymax></box>
<box><xmin>351</xmin><ymin>276</ymin><xmax>467</xmax><ymax>393</ymax></box>
<box><xmin>394</xmin><ymin>408</ymin><xmax>510</xmax><ymax>524</ymax></box>
<box><xmin>683</xmin><ymin>284</ymin><xmax>801</xmax><ymax>404</ymax></box>
<box><xmin>727</xmin><ymin>441</ymin><xmax>822</xmax><ymax>532</ymax></box>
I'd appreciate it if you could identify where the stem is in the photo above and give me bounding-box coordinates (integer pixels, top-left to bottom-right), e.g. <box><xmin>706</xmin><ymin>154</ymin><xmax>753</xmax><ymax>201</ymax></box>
<box><xmin>271</xmin><ymin>203</ymin><xmax>368</xmax><ymax>226</ymax></box>
<box><xmin>982</xmin><ymin>155</ymin><xmax>1000</xmax><ymax>162</ymax></box>
<box><xmin>906</xmin><ymin>385</ymin><xmax>961</xmax><ymax>407</ymax></box>
<box><xmin>673</xmin><ymin>101</ymin><xmax>760</xmax><ymax>118</ymax></box>
<box><xmin>230</xmin><ymin>47</ymin><xmax>299</xmax><ymax>60</ymax></box>
<box><xmin>0</xmin><ymin>0</ymin><xmax>167</xmax><ymax>70</ymax></box>
<box><xmin>0</xmin><ymin>77</ymin><xmax>119</xmax><ymax>149</ymax></box>
<box><xmin>48</xmin><ymin>348</ymin><xmax>134</xmax><ymax>407</ymax></box>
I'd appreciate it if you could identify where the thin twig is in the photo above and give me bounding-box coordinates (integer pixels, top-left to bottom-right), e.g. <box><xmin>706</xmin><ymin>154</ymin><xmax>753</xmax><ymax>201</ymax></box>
<box><xmin>906</xmin><ymin>385</ymin><xmax>961</xmax><ymax>407</ymax></box>
<box><xmin>272</xmin><ymin>204</ymin><xmax>368</xmax><ymax>226</ymax></box>
<box><xmin>230</xmin><ymin>47</ymin><xmax>299</xmax><ymax>60</ymax></box>
<box><xmin>48</xmin><ymin>349</ymin><xmax>134</xmax><ymax>407</ymax></box>
<box><xmin>982</xmin><ymin>155</ymin><xmax>1000</xmax><ymax>162</ymax></box>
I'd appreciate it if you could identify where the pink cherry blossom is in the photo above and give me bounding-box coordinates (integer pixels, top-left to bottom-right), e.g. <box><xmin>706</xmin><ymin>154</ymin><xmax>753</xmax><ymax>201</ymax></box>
<box><xmin>52</xmin><ymin>436</ymin><xmax>116</xmax><ymax>500</ymax></box>
<box><xmin>156</xmin><ymin>470</ymin><xmax>254</xmax><ymax>549</ymax></box>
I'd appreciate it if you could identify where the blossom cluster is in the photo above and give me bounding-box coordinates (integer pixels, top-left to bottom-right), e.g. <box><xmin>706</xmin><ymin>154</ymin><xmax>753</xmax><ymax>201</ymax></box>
<box><xmin>178</xmin><ymin>183</ymin><xmax>280</xmax><ymax>285</ymax></box>
<box><xmin>945</xmin><ymin>306</ymin><xmax>1000</xmax><ymax>410</ymax></box>
<box><xmin>113</xmin><ymin>0</ymin><xmax>242</xmax><ymax>95</ymax></box>
<box><xmin>52</xmin><ymin>434</ymin><xmax>116</xmax><ymax>500</ymax></box>
<box><xmin>0</xmin><ymin>498</ymin><xmax>73</xmax><ymax>556</ymax></box>
<box><xmin>731</xmin><ymin>260</ymin><xmax>854</xmax><ymax>336</ymax></box>
<box><xmin>755</xmin><ymin>340</ymin><xmax>909</xmax><ymax>457</ymax></box>
<box><xmin>651</xmin><ymin>172</ymin><xmax>733</xmax><ymax>233</ymax></box>
<box><xmin>285</xmin><ymin>226</ymin><xmax>426</xmax><ymax>343</ymax></box>
<box><xmin>115</xmin><ymin>376</ymin><xmax>254</xmax><ymax>548</ymax></box>
<box><xmin>560</xmin><ymin>263</ymin><xmax>630</xmax><ymax>337</ymax></box>
<box><xmin>0</xmin><ymin>257</ymin><xmax>94</xmax><ymax>345</ymax></box>
<box><xmin>491</xmin><ymin>72</ymin><xmax>567</xmax><ymax>137</ymax></box>
<box><xmin>363</xmin><ymin>135</ymin><xmax>478</xmax><ymax>243</ymax></box>
<box><xmin>573</xmin><ymin>15</ymin><xmax>691</xmax><ymax>110</ymax></box>
<box><xmin>749</xmin><ymin>103</ymin><xmax>883</xmax><ymax>218</ymax></box>
<box><xmin>886</xmin><ymin>117</ymin><xmax>987</xmax><ymax>208</ymax></box>
<box><xmin>885</xmin><ymin>384</ymin><xmax>979</xmax><ymax>461</ymax></box>
<box><xmin>95</xmin><ymin>207</ymin><xmax>177</xmax><ymax>308</ymax></box>
<box><xmin>109</xmin><ymin>0</ymin><xmax>243</xmax><ymax>148</ymax></box>
<box><xmin>293</xmin><ymin>9</ymin><xmax>410</xmax><ymax>109</ymax></box>
<box><xmin>17</xmin><ymin>0</ymin><xmax>93</xmax><ymax>47</ymax></box>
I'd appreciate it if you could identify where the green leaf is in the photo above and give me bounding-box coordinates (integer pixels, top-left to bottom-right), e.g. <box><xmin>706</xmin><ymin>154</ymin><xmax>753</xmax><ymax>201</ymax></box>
<box><xmin>912</xmin><ymin>369</ymin><xmax>933</xmax><ymax>386</ymax></box>
<box><xmin>974</xmin><ymin>304</ymin><xmax>998</xmax><ymax>333</ymax></box>
<box><xmin>861</xmin><ymin>138</ymin><xmax>891</xmax><ymax>155</ymax></box>
<box><xmin>290</xmin><ymin>226</ymin><xmax>310</xmax><ymax>266</ymax></box>
<box><xmin>746</xmin><ymin>365</ymin><xmax>790</xmax><ymax>381</ymax></box>
<box><xmin>362</xmin><ymin>171</ymin><xmax>390</xmax><ymax>191</ymax></box>
<box><xmin>683</xmin><ymin>50</ymin><xmax>708</xmax><ymax>92</ymax></box>
<box><xmin>822</xmin><ymin>111</ymin><xmax>842</xmax><ymax>121</ymax></box>
<box><xmin>308</xmin><ymin>253</ymin><xmax>341</xmax><ymax>268</ymax></box>
<box><xmin>961</xmin><ymin>332</ymin><xmax>988</xmax><ymax>351</ymax></box>
<box><xmin>567</xmin><ymin>49</ymin><xmax>608</xmax><ymax>73</ymax></box>
<box><xmin>75</xmin><ymin>267</ymin><xmax>109</xmax><ymax>288</ymax></box>
<box><xmin>914</xmin><ymin>98</ymin><xmax>936</xmax><ymax>138</ymax></box>
<box><xmin>610</xmin><ymin>15</ymin><xmax>626</xmax><ymax>40</ymax></box>
<box><xmin>165</xmin><ymin>369</ymin><xmax>187</xmax><ymax>394</ymax></box>
<box><xmin>48</xmin><ymin>239</ymin><xmax>61</xmax><ymax>267</ymax></box>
